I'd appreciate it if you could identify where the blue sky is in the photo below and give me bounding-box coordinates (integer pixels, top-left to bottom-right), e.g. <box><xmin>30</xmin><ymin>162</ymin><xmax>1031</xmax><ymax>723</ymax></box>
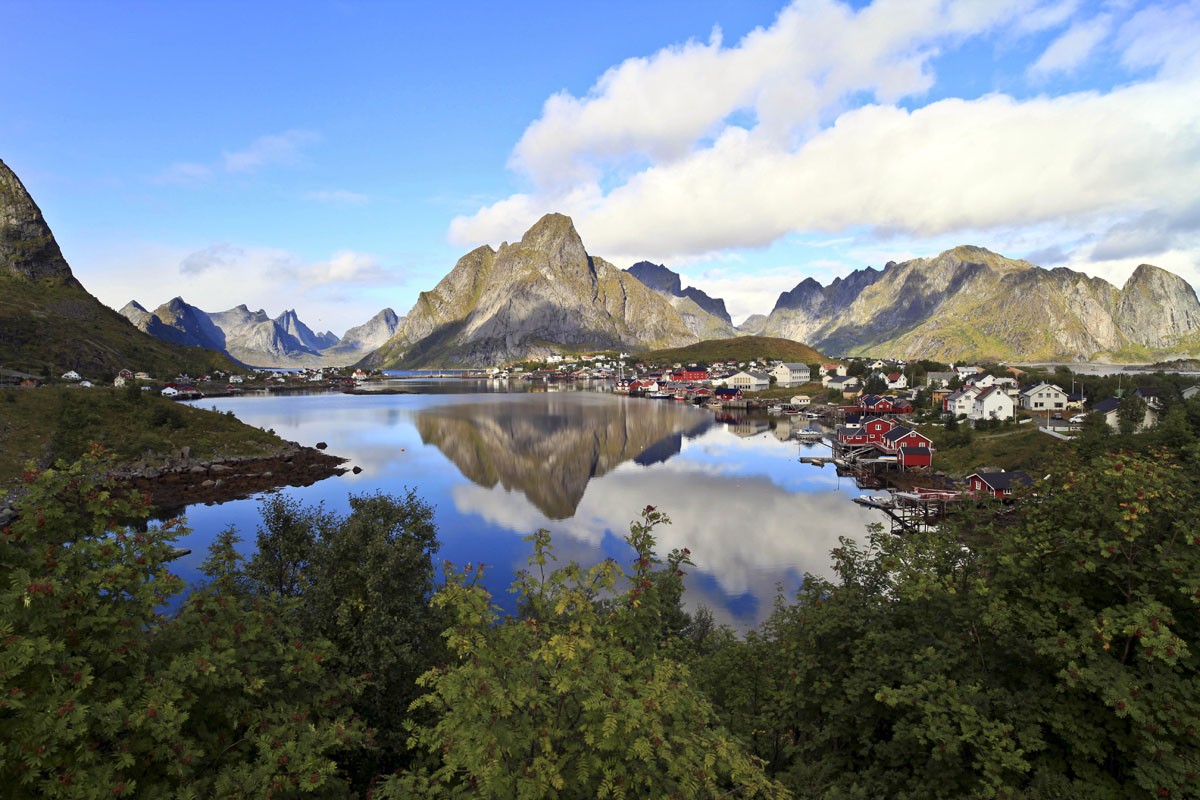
<box><xmin>3</xmin><ymin>0</ymin><xmax>1198</xmax><ymax>333</ymax></box>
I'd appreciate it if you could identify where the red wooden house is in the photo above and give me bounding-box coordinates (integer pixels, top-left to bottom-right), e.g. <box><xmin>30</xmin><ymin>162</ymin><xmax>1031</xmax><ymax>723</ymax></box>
<box><xmin>965</xmin><ymin>471</ymin><xmax>1033</xmax><ymax>498</ymax></box>
<box><xmin>879</xmin><ymin>425</ymin><xmax>933</xmax><ymax>455</ymax></box>
<box><xmin>673</xmin><ymin>368</ymin><xmax>709</xmax><ymax>382</ymax></box>
<box><xmin>899</xmin><ymin>446</ymin><xmax>932</xmax><ymax>469</ymax></box>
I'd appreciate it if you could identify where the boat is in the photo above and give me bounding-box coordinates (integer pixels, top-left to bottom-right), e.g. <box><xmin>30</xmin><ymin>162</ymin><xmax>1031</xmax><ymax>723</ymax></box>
<box><xmin>647</xmin><ymin>391</ymin><xmax>672</xmax><ymax>399</ymax></box>
<box><xmin>795</xmin><ymin>428</ymin><xmax>823</xmax><ymax>439</ymax></box>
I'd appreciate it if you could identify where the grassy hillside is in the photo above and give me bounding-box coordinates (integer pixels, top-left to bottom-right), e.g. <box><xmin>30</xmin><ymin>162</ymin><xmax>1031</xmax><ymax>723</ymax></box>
<box><xmin>0</xmin><ymin>386</ymin><xmax>284</xmax><ymax>490</ymax></box>
<box><xmin>916</xmin><ymin>422</ymin><xmax>1066</xmax><ymax>477</ymax></box>
<box><xmin>633</xmin><ymin>335</ymin><xmax>825</xmax><ymax>365</ymax></box>
<box><xmin>0</xmin><ymin>273</ymin><xmax>238</xmax><ymax>377</ymax></box>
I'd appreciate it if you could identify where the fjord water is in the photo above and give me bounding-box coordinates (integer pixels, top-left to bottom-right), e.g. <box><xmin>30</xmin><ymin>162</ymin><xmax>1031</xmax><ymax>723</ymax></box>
<box><xmin>179</xmin><ymin>383</ymin><xmax>882</xmax><ymax>631</ymax></box>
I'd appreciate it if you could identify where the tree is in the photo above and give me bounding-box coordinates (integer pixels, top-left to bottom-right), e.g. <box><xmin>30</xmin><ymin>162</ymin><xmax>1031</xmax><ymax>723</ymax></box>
<box><xmin>0</xmin><ymin>450</ymin><xmax>366</xmax><ymax>798</ymax></box>
<box><xmin>246</xmin><ymin>490</ymin><xmax>446</xmax><ymax>784</ymax></box>
<box><xmin>1118</xmin><ymin>393</ymin><xmax>1148</xmax><ymax>435</ymax></box>
<box><xmin>863</xmin><ymin>373</ymin><xmax>887</xmax><ymax>395</ymax></box>
<box><xmin>381</xmin><ymin>510</ymin><xmax>786</xmax><ymax>799</ymax></box>
<box><xmin>693</xmin><ymin>450</ymin><xmax>1200</xmax><ymax>798</ymax></box>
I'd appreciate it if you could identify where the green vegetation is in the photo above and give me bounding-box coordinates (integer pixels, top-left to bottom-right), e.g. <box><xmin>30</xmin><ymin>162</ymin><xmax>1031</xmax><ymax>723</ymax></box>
<box><xmin>918</xmin><ymin>421</ymin><xmax>1063</xmax><ymax>476</ymax></box>
<box><xmin>0</xmin><ymin>272</ymin><xmax>237</xmax><ymax>376</ymax></box>
<box><xmin>0</xmin><ymin>387</ymin><xmax>283</xmax><ymax>489</ymax></box>
<box><xmin>633</xmin><ymin>336</ymin><xmax>824</xmax><ymax>367</ymax></box>
<box><xmin>8</xmin><ymin>412</ymin><xmax>1200</xmax><ymax>796</ymax></box>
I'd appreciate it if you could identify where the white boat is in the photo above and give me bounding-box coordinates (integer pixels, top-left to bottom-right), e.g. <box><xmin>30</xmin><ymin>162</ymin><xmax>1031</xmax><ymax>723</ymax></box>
<box><xmin>647</xmin><ymin>391</ymin><xmax>672</xmax><ymax>399</ymax></box>
<box><xmin>796</xmin><ymin>428</ymin><xmax>823</xmax><ymax>439</ymax></box>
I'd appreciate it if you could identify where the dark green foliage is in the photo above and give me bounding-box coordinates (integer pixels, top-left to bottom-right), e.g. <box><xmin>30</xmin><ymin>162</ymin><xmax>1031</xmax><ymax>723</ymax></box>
<box><xmin>1118</xmin><ymin>392</ymin><xmax>1149</xmax><ymax>434</ymax></box>
<box><xmin>0</xmin><ymin>450</ymin><xmax>366</xmax><ymax>797</ymax></box>
<box><xmin>379</xmin><ymin>510</ymin><xmax>785</xmax><ymax>799</ymax></box>
<box><xmin>692</xmin><ymin>450</ymin><xmax>1200</xmax><ymax>798</ymax></box>
<box><xmin>246</xmin><ymin>490</ymin><xmax>445</xmax><ymax>784</ymax></box>
<box><xmin>862</xmin><ymin>373</ymin><xmax>887</xmax><ymax>394</ymax></box>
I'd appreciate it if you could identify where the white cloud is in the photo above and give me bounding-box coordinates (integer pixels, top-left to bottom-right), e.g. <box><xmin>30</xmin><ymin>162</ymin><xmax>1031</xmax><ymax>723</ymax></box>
<box><xmin>152</xmin><ymin>162</ymin><xmax>213</xmax><ymax>185</ymax></box>
<box><xmin>299</xmin><ymin>250</ymin><xmax>398</xmax><ymax>287</ymax></box>
<box><xmin>448</xmin><ymin>0</ymin><xmax>1200</xmax><ymax>292</ymax></box>
<box><xmin>1028</xmin><ymin>15</ymin><xmax>1112</xmax><ymax>77</ymax></box>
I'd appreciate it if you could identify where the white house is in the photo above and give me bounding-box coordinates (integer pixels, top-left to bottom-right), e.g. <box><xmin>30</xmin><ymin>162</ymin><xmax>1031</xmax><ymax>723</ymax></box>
<box><xmin>819</xmin><ymin>363</ymin><xmax>847</xmax><ymax>378</ymax></box>
<box><xmin>728</xmin><ymin>370</ymin><xmax>770</xmax><ymax>392</ymax></box>
<box><xmin>61</xmin><ymin>370</ymin><xmax>81</xmax><ymax>381</ymax></box>
<box><xmin>945</xmin><ymin>386</ymin><xmax>981</xmax><ymax>417</ymax></box>
<box><xmin>229</xmin><ymin>375</ymin><xmax>244</xmax><ymax>384</ymax></box>
<box><xmin>885</xmin><ymin>372</ymin><xmax>908</xmax><ymax>390</ymax></box>
<box><xmin>963</xmin><ymin>373</ymin><xmax>997</xmax><ymax>389</ymax></box>
<box><xmin>970</xmin><ymin>386</ymin><xmax>1014</xmax><ymax>421</ymax></box>
<box><xmin>113</xmin><ymin>376</ymin><xmax>127</xmax><ymax>387</ymax></box>
<box><xmin>790</xmin><ymin>394</ymin><xmax>811</xmax><ymax>406</ymax></box>
<box><xmin>161</xmin><ymin>386</ymin><xmax>180</xmax><ymax>397</ymax></box>
<box><xmin>1020</xmin><ymin>383</ymin><xmax>1069</xmax><ymax>412</ymax></box>
<box><xmin>771</xmin><ymin>362</ymin><xmax>811</xmax><ymax>388</ymax></box>
<box><xmin>546</xmin><ymin>354</ymin><xmax>564</xmax><ymax>364</ymax></box>
<box><xmin>925</xmin><ymin>372</ymin><xmax>956</xmax><ymax>388</ymax></box>
<box><xmin>955</xmin><ymin>365</ymin><xmax>982</xmax><ymax>379</ymax></box>
<box><xmin>1092</xmin><ymin>397</ymin><xmax>1159</xmax><ymax>432</ymax></box>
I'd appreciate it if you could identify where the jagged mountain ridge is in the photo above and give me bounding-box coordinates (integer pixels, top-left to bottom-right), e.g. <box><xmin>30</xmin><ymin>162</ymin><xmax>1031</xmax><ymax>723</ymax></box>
<box><xmin>760</xmin><ymin>246</ymin><xmax>1200</xmax><ymax>361</ymax></box>
<box><xmin>121</xmin><ymin>298</ymin><xmax>397</xmax><ymax>368</ymax></box>
<box><xmin>624</xmin><ymin>261</ymin><xmax>735</xmax><ymax>338</ymax></box>
<box><xmin>0</xmin><ymin>157</ymin><xmax>235</xmax><ymax>375</ymax></box>
<box><xmin>362</xmin><ymin>214</ymin><xmax>703</xmax><ymax>368</ymax></box>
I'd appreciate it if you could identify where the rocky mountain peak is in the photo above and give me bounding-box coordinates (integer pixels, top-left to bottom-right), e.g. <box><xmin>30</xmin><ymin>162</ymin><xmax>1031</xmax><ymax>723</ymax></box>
<box><xmin>0</xmin><ymin>158</ymin><xmax>75</xmax><ymax>284</ymax></box>
<box><xmin>627</xmin><ymin>261</ymin><xmax>683</xmax><ymax>295</ymax></box>
<box><xmin>518</xmin><ymin>213</ymin><xmax>588</xmax><ymax>267</ymax></box>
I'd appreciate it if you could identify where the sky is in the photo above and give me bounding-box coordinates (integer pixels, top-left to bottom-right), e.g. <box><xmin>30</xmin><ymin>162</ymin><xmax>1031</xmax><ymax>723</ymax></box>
<box><xmin>2</xmin><ymin>0</ymin><xmax>1198</xmax><ymax>334</ymax></box>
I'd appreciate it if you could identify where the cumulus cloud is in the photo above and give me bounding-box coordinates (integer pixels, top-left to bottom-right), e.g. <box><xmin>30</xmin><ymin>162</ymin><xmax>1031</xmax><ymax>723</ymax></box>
<box><xmin>448</xmin><ymin>0</ymin><xmax>1200</xmax><ymax>290</ymax></box>
<box><xmin>1028</xmin><ymin>15</ymin><xmax>1112</xmax><ymax>76</ymax></box>
<box><xmin>298</xmin><ymin>250</ymin><xmax>399</xmax><ymax>287</ymax></box>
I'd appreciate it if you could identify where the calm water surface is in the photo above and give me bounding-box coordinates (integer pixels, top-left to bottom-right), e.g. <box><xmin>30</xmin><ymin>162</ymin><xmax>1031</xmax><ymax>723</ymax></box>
<box><xmin>180</xmin><ymin>383</ymin><xmax>884</xmax><ymax>631</ymax></box>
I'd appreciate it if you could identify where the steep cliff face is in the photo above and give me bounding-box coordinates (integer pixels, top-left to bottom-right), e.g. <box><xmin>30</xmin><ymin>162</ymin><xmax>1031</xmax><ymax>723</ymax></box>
<box><xmin>760</xmin><ymin>245</ymin><xmax>1200</xmax><ymax>361</ymax></box>
<box><xmin>363</xmin><ymin>214</ymin><xmax>699</xmax><ymax>368</ymax></box>
<box><xmin>625</xmin><ymin>261</ymin><xmax>734</xmax><ymax>331</ymax></box>
<box><xmin>0</xmin><ymin>158</ymin><xmax>235</xmax><ymax>374</ymax></box>
<box><xmin>276</xmin><ymin>309</ymin><xmax>338</xmax><ymax>350</ymax></box>
<box><xmin>1115</xmin><ymin>264</ymin><xmax>1200</xmax><ymax>349</ymax></box>
<box><xmin>0</xmin><ymin>159</ymin><xmax>75</xmax><ymax>284</ymax></box>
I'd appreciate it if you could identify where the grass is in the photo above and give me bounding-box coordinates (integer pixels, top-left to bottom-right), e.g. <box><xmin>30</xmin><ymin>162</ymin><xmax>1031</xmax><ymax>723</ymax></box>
<box><xmin>0</xmin><ymin>273</ymin><xmax>238</xmax><ymax>376</ymax></box>
<box><xmin>633</xmin><ymin>336</ymin><xmax>825</xmax><ymax>366</ymax></box>
<box><xmin>916</xmin><ymin>421</ymin><xmax>1065</xmax><ymax>477</ymax></box>
<box><xmin>742</xmin><ymin>381</ymin><xmax>825</xmax><ymax>400</ymax></box>
<box><xmin>0</xmin><ymin>386</ymin><xmax>287</xmax><ymax>492</ymax></box>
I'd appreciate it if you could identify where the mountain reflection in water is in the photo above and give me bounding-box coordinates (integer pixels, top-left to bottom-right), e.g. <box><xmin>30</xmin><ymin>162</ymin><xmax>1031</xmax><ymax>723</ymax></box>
<box><xmin>414</xmin><ymin>394</ymin><xmax>711</xmax><ymax>518</ymax></box>
<box><xmin>176</xmin><ymin>388</ymin><xmax>883</xmax><ymax>630</ymax></box>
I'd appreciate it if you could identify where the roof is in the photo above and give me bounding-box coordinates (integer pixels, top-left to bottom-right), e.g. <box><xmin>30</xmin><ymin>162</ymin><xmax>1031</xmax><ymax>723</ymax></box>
<box><xmin>1092</xmin><ymin>397</ymin><xmax>1121</xmax><ymax>414</ymax></box>
<box><xmin>1134</xmin><ymin>387</ymin><xmax>1161</xmax><ymax>397</ymax></box>
<box><xmin>745</xmin><ymin>371</ymin><xmax>770</xmax><ymax>380</ymax></box>
<box><xmin>968</xmin><ymin>471</ymin><xmax>1034</xmax><ymax>491</ymax></box>
<box><xmin>828</xmin><ymin>375</ymin><xmax>857</xmax><ymax>385</ymax></box>
<box><xmin>900</xmin><ymin>446</ymin><xmax>931</xmax><ymax>455</ymax></box>
<box><xmin>779</xmin><ymin>362</ymin><xmax>809</xmax><ymax>370</ymax></box>
<box><xmin>714</xmin><ymin>387</ymin><xmax>741</xmax><ymax>395</ymax></box>
<box><xmin>974</xmin><ymin>386</ymin><xmax>1004</xmax><ymax>401</ymax></box>
<box><xmin>887</xmin><ymin>372</ymin><xmax>902</xmax><ymax>380</ymax></box>
<box><xmin>1021</xmin><ymin>382</ymin><xmax>1065</xmax><ymax>396</ymax></box>
<box><xmin>882</xmin><ymin>425</ymin><xmax>915</xmax><ymax>441</ymax></box>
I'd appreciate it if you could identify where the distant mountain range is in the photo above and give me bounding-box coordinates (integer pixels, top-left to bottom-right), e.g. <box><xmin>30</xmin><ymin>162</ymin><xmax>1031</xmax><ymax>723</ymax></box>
<box><xmin>7</xmin><ymin>149</ymin><xmax>1200</xmax><ymax>371</ymax></box>
<box><xmin>758</xmin><ymin>246</ymin><xmax>1200</xmax><ymax>361</ymax></box>
<box><xmin>0</xmin><ymin>158</ymin><xmax>235</xmax><ymax>376</ymax></box>
<box><xmin>120</xmin><ymin>299</ymin><xmax>402</xmax><ymax>368</ymax></box>
<box><xmin>363</xmin><ymin>214</ymin><xmax>1200</xmax><ymax>367</ymax></box>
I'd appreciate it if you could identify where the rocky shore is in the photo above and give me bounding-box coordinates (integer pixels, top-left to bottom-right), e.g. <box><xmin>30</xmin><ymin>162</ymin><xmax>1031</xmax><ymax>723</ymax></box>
<box><xmin>0</xmin><ymin>443</ymin><xmax>348</xmax><ymax>528</ymax></box>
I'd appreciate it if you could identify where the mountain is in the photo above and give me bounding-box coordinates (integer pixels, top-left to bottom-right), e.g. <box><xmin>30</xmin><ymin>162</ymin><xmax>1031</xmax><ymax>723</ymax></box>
<box><xmin>624</xmin><ymin>261</ymin><xmax>735</xmax><ymax>338</ymax></box>
<box><xmin>121</xmin><ymin>299</ymin><xmax>395</xmax><ymax>367</ymax></box>
<box><xmin>322</xmin><ymin>308</ymin><xmax>402</xmax><ymax>359</ymax></box>
<box><xmin>759</xmin><ymin>246</ymin><xmax>1200</xmax><ymax>361</ymax></box>
<box><xmin>276</xmin><ymin>308</ymin><xmax>339</xmax><ymax>351</ymax></box>
<box><xmin>736</xmin><ymin>314</ymin><xmax>768</xmax><ymax>335</ymax></box>
<box><xmin>0</xmin><ymin>158</ymin><xmax>235</xmax><ymax>376</ymax></box>
<box><xmin>363</xmin><ymin>214</ymin><xmax>702</xmax><ymax>368</ymax></box>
